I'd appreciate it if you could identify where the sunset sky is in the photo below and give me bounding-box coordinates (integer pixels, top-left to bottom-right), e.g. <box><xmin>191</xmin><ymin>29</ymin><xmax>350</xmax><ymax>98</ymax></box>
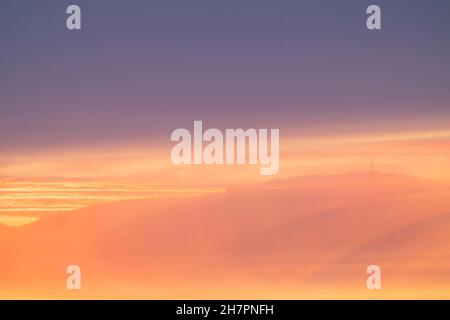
<box><xmin>1</xmin><ymin>0</ymin><xmax>450</xmax><ymax>150</ymax></box>
<box><xmin>1</xmin><ymin>0</ymin><xmax>450</xmax><ymax>218</ymax></box>
<box><xmin>1</xmin><ymin>0</ymin><xmax>450</xmax><ymax>299</ymax></box>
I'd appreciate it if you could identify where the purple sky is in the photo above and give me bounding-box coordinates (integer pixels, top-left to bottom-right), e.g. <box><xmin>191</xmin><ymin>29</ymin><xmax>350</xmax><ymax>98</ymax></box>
<box><xmin>1</xmin><ymin>0</ymin><xmax>450</xmax><ymax>151</ymax></box>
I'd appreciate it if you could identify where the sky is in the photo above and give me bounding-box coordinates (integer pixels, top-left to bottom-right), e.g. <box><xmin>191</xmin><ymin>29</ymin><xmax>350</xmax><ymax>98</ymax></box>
<box><xmin>1</xmin><ymin>1</ymin><xmax>450</xmax><ymax>299</ymax></box>
<box><xmin>1</xmin><ymin>0</ymin><xmax>450</xmax><ymax>151</ymax></box>
<box><xmin>1</xmin><ymin>0</ymin><xmax>450</xmax><ymax>221</ymax></box>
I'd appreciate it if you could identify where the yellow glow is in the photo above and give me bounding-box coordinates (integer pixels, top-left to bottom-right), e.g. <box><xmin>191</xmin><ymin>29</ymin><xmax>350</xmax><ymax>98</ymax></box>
<box><xmin>0</xmin><ymin>215</ymin><xmax>39</xmax><ymax>227</ymax></box>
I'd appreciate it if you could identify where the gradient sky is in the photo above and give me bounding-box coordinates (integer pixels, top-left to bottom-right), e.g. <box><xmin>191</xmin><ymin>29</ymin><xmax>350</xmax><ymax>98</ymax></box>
<box><xmin>1</xmin><ymin>0</ymin><xmax>450</xmax><ymax>151</ymax></box>
<box><xmin>2</xmin><ymin>3</ymin><xmax>450</xmax><ymax>299</ymax></box>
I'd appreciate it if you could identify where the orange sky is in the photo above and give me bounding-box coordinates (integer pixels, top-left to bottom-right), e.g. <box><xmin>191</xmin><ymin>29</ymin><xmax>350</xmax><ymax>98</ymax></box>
<box><xmin>1</xmin><ymin>125</ymin><xmax>450</xmax><ymax>226</ymax></box>
<box><xmin>1</xmin><ymin>124</ymin><xmax>450</xmax><ymax>299</ymax></box>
